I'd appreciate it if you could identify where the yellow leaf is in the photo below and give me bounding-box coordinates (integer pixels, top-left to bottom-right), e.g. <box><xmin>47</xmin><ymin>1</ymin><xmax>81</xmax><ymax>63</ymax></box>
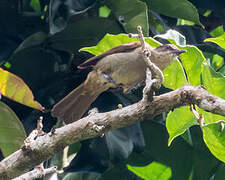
<box><xmin>0</xmin><ymin>68</ymin><xmax>44</xmax><ymax>110</ymax></box>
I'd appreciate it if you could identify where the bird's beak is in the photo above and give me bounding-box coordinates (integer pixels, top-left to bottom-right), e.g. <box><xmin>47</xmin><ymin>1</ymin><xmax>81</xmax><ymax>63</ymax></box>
<box><xmin>173</xmin><ymin>49</ymin><xmax>187</xmax><ymax>55</ymax></box>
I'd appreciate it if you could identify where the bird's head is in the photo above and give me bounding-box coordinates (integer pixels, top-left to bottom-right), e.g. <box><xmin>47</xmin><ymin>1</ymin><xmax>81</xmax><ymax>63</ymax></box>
<box><xmin>150</xmin><ymin>44</ymin><xmax>186</xmax><ymax>70</ymax></box>
<box><xmin>154</xmin><ymin>44</ymin><xmax>186</xmax><ymax>59</ymax></box>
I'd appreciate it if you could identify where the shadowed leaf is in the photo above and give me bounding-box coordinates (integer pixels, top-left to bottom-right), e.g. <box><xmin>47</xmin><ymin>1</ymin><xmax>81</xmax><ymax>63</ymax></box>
<box><xmin>0</xmin><ymin>101</ymin><xmax>26</xmax><ymax>157</ymax></box>
<box><xmin>147</xmin><ymin>0</ymin><xmax>203</xmax><ymax>27</ymax></box>
<box><xmin>107</xmin><ymin>0</ymin><xmax>149</xmax><ymax>35</ymax></box>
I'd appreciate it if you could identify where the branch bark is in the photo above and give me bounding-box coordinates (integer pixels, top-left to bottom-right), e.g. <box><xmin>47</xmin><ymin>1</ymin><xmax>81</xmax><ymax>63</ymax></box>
<box><xmin>0</xmin><ymin>85</ymin><xmax>225</xmax><ymax>179</ymax></box>
<box><xmin>12</xmin><ymin>165</ymin><xmax>57</xmax><ymax>180</ymax></box>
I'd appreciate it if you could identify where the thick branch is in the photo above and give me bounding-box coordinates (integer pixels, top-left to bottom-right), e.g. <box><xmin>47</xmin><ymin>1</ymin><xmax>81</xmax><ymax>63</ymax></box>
<box><xmin>0</xmin><ymin>85</ymin><xmax>225</xmax><ymax>179</ymax></box>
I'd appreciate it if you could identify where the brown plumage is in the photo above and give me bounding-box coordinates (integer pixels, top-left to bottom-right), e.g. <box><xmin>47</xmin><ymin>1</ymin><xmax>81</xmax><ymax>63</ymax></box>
<box><xmin>51</xmin><ymin>42</ymin><xmax>186</xmax><ymax>124</ymax></box>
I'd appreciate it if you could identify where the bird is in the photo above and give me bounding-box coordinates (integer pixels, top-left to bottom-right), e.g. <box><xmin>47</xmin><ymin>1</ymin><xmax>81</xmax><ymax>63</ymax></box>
<box><xmin>51</xmin><ymin>41</ymin><xmax>186</xmax><ymax>124</ymax></box>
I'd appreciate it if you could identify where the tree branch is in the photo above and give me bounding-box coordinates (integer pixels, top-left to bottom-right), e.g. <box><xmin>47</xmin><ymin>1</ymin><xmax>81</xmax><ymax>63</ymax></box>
<box><xmin>12</xmin><ymin>164</ymin><xmax>57</xmax><ymax>180</ymax></box>
<box><xmin>0</xmin><ymin>85</ymin><xmax>225</xmax><ymax>179</ymax></box>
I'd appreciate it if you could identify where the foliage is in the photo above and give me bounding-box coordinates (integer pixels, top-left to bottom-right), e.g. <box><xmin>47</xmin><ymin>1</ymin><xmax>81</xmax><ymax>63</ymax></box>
<box><xmin>0</xmin><ymin>0</ymin><xmax>225</xmax><ymax>179</ymax></box>
<box><xmin>127</xmin><ymin>162</ymin><xmax>172</xmax><ymax>180</ymax></box>
<box><xmin>0</xmin><ymin>101</ymin><xmax>26</xmax><ymax>157</ymax></box>
<box><xmin>0</xmin><ymin>68</ymin><xmax>43</xmax><ymax>110</ymax></box>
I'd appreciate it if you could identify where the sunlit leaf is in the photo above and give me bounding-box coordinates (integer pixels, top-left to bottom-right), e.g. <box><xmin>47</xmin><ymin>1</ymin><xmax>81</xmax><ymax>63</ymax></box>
<box><xmin>166</xmin><ymin>106</ymin><xmax>198</xmax><ymax>146</ymax></box>
<box><xmin>80</xmin><ymin>33</ymin><xmax>161</xmax><ymax>55</ymax></box>
<box><xmin>127</xmin><ymin>161</ymin><xmax>172</xmax><ymax>180</ymax></box>
<box><xmin>0</xmin><ymin>68</ymin><xmax>43</xmax><ymax>110</ymax></box>
<box><xmin>202</xmin><ymin>121</ymin><xmax>225</xmax><ymax>162</ymax></box>
<box><xmin>210</xmin><ymin>25</ymin><xmax>224</xmax><ymax>38</ymax></box>
<box><xmin>154</xmin><ymin>30</ymin><xmax>187</xmax><ymax>89</ymax></box>
<box><xmin>177</xmin><ymin>19</ymin><xmax>195</xmax><ymax>26</ymax></box>
<box><xmin>156</xmin><ymin>29</ymin><xmax>207</xmax><ymax>86</ymax></box>
<box><xmin>0</xmin><ymin>101</ymin><xmax>26</xmax><ymax>157</ymax></box>
<box><xmin>204</xmin><ymin>33</ymin><xmax>225</xmax><ymax>50</ymax></box>
<box><xmin>211</xmin><ymin>54</ymin><xmax>224</xmax><ymax>71</ymax></box>
<box><xmin>180</xmin><ymin>45</ymin><xmax>206</xmax><ymax>85</ymax></box>
<box><xmin>99</xmin><ymin>6</ymin><xmax>111</xmax><ymax>18</ymax></box>
<box><xmin>197</xmin><ymin>62</ymin><xmax>225</xmax><ymax>123</ymax></box>
<box><xmin>198</xmin><ymin>108</ymin><xmax>225</xmax><ymax>124</ymax></box>
<box><xmin>163</xmin><ymin>60</ymin><xmax>187</xmax><ymax>89</ymax></box>
<box><xmin>203</xmin><ymin>10</ymin><xmax>212</xmax><ymax>17</ymax></box>
<box><xmin>201</xmin><ymin>62</ymin><xmax>225</xmax><ymax>100</ymax></box>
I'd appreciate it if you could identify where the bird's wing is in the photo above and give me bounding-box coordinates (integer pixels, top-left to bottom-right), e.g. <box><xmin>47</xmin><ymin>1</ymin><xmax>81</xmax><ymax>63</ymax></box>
<box><xmin>77</xmin><ymin>42</ymin><xmax>141</xmax><ymax>69</ymax></box>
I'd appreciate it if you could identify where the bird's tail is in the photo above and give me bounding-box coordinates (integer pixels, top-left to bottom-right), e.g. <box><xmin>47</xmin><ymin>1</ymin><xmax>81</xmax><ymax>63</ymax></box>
<box><xmin>51</xmin><ymin>71</ymin><xmax>108</xmax><ymax>124</ymax></box>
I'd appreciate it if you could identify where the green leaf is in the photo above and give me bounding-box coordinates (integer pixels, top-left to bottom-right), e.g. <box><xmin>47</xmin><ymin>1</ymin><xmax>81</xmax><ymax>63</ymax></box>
<box><xmin>9</xmin><ymin>32</ymin><xmax>62</xmax><ymax>92</ymax></box>
<box><xmin>202</xmin><ymin>121</ymin><xmax>225</xmax><ymax>162</ymax></box>
<box><xmin>210</xmin><ymin>25</ymin><xmax>224</xmax><ymax>38</ymax></box>
<box><xmin>163</xmin><ymin>60</ymin><xmax>187</xmax><ymax>89</ymax></box>
<box><xmin>146</xmin><ymin>0</ymin><xmax>202</xmax><ymax>27</ymax></box>
<box><xmin>166</xmin><ymin>106</ymin><xmax>198</xmax><ymax>146</ymax></box>
<box><xmin>148</xmin><ymin>11</ymin><xmax>165</xmax><ymax>34</ymax></box>
<box><xmin>127</xmin><ymin>162</ymin><xmax>172</xmax><ymax>180</ymax></box>
<box><xmin>0</xmin><ymin>101</ymin><xmax>26</xmax><ymax>157</ymax></box>
<box><xmin>191</xmin><ymin>126</ymin><xmax>222</xmax><ymax>180</ymax></box>
<box><xmin>80</xmin><ymin>33</ymin><xmax>161</xmax><ymax>55</ymax></box>
<box><xmin>13</xmin><ymin>32</ymin><xmax>47</xmax><ymax>54</ymax></box>
<box><xmin>131</xmin><ymin>121</ymin><xmax>193</xmax><ymax>179</ymax></box>
<box><xmin>214</xmin><ymin>165</ymin><xmax>225</xmax><ymax>180</ymax></box>
<box><xmin>3</xmin><ymin>62</ymin><xmax>11</xmax><ymax>69</ymax></box>
<box><xmin>155</xmin><ymin>30</ymin><xmax>207</xmax><ymax>87</ymax></box>
<box><xmin>211</xmin><ymin>54</ymin><xmax>224</xmax><ymax>71</ymax></box>
<box><xmin>201</xmin><ymin>62</ymin><xmax>225</xmax><ymax>100</ymax></box>
<box><xmin>107</xmin><ymin>0</ymin><xmax>149</xmax><ymax>35</ymax></box>
<box><xmin>30</xmin><ymin>0</ymin><xmax>41</xmax><ymax>13</ymax></box>
<box><xmin>100</xmin><ymin>165</ymin><xmax>140</xmax><ymax>180</ymax></box>
<box><xmin>154</xmin><ymin>30</ymin><xmax>188</xmax><ymax>89</ymax></box>
<box><xmin>180</xmin><ymin>45</ymin><xmax>206</xmax><ymax>85</ymax></box>
<box><xmin>204</xmin><ymin>33</ymin><xmax>225</xmax><ymax>50</ymax></box>
<box><xmin>49</xmin><ymin>18</ymin><xmax>122</xmax><ymax>54</ymax></box>
<box><xmin>99</xmin><ymin>6</ymin><xmax>111</xmax><ymax>18</ymax></box>
<box><xmin>198</xmin><ymin>107</ymin><xmax>225</xmax><ymax>125</ymax></box>
<box><xmin>0</xmin><ymin>68</ymin><xmax>43</xmax><ymax>110</ymax></box>
<box><xmin>203</xmin><ymin>10</ymin><xmax>212</xmax><ymax>17</ymax></box>
<box><xmin>177</xmin><ymin>19</ymin><xmax>195</xmax><ymax>26</ymax></box>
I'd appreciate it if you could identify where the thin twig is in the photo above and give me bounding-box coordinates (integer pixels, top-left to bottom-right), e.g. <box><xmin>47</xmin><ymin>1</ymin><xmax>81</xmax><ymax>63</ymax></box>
<box><xmin>190</xmin><ymin>104</ymin><xmax>204</xmax><ymax>127</ymax></box>
<box><xmin>12</xmin><ymin>165</ymin><xmax>57</xmax><ymax>180</ymax></box>
<box><xmin>23</xmin><ymin>116</ymin><xmax>45</xmax><ymax>149</ymax></box>
<box><xmin>135</xmin><ymin>26</ymin><xmax>165</xmax><ymax>102</ymax></box>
